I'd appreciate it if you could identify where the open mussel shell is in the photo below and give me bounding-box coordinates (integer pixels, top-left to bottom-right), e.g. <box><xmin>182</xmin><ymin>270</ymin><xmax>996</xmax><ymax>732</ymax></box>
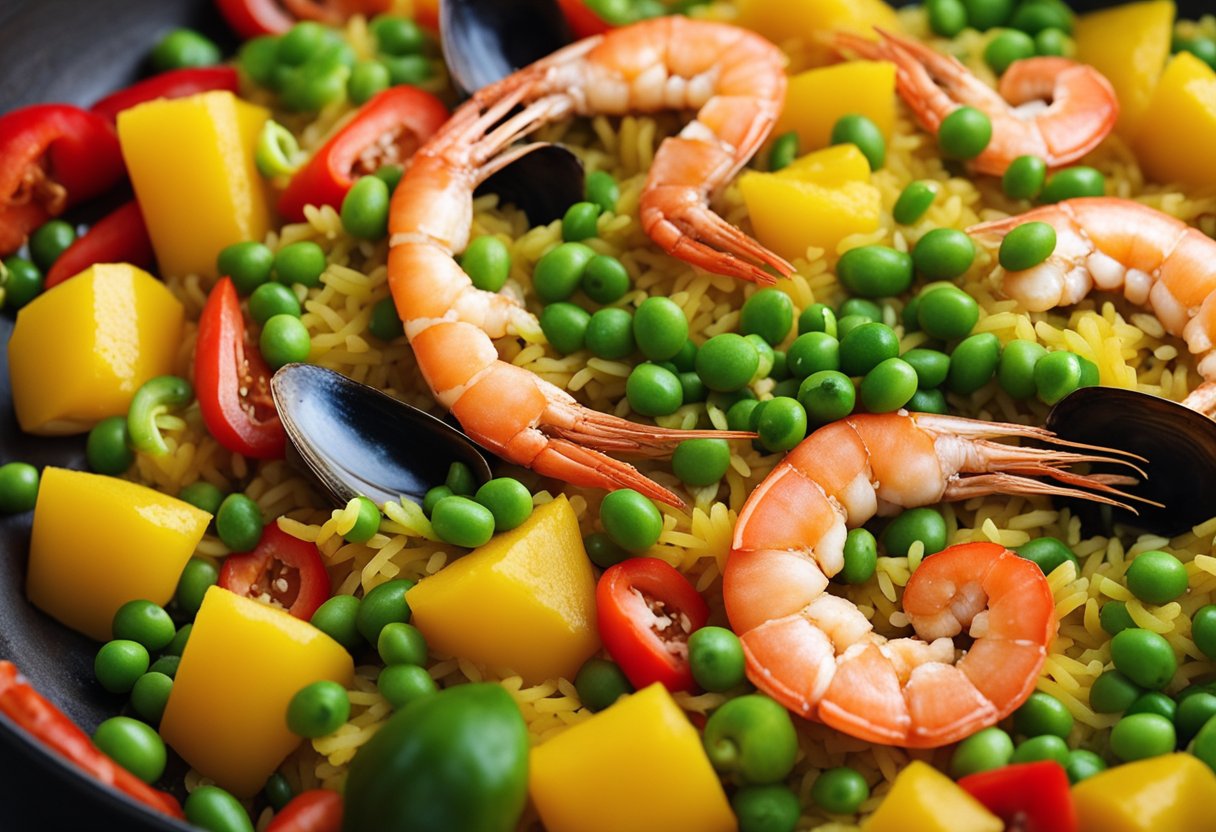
<box><xmin>270</xmin><ymin>364</ymin><xmax>493</xmax><ymax>508</ymax></box>
<box><xmin>475</xmin><ymin>144</ymin><xmax>586</xmax><ymax>225</ymax></box>
<box><xmin>439</xmin><ymin>0</ymin><xmax>574</xmax><ymax>99</ymax></box>
<box><xmin>1045</xmin><ymin>386</ymin><xmax>1216</xmax><ymax>536</ymax></box>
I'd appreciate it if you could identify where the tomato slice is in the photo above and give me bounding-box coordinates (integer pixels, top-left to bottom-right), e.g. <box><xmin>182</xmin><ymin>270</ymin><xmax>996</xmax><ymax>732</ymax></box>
<box><xmin>266</xmin><ymin>789</ymin><xmax>343</xmax><ymax>832</ymax></box>
<box><xmin>958</xmin><ymin>761</ymin><xmax>1077</xmax><ymax>832</ymax></box>
<box><xmin>219</xmin><ymin>523</ymin><xmax>332</xmax><ymax>620</ymax></box>
<box><xmin>596</xmin><ymin>558</ymin><xmax>709</xmax><ymax>693</ymax></box>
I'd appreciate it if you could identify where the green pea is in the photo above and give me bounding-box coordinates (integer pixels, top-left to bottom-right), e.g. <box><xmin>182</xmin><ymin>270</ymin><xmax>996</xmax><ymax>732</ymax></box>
<box><xmin>575</xmin><ymin>658</ymin><xmax>633</xmax><ymax>712</ymax></box>
<box><xmin>540</xmin><ymin>302</ymin><xmax>592</xmax><ymax>356</ymax></box>
<box><xmin>1034</xmin><ymin>27</ymin><xmax>1070</xmax><ymax>56</ymax></box>
<box><xmin>997</xmin><ymin>339</ymin><xmax>1048</xmax><ymax>399</ymax></box>
<box><xmin>341</xmin><ymin>175</ymin><xmax>390</xmax><ymax>240</ymax></box>
<box><xmin>218</xmin><ymin>241</ymin><xmax>274</xmax><ymax>295</ymax></box>
<box><xmin>950</xmin><ymin>726</ymin><xmax>1014</xmax><ymax>777</ymax></box>
<box><xmin>1009</xmin><ymin>0</ymin><xmax>1073</xmax><ymax>34</ymax></box>
<box><xmin>1040</xmin><ymin>166</ymin><xmax>1105</xmax><ymax>203</ymax></box>
<box><xmin>342</xmin><ymin>496</ymin><xmax>381</xmax><ymax>544</ymax></box>
<box><xmin>1174</xmin><ymin>35</ymin><xmax>1216</xmax><ymax>69</ymax></box>
<box><xmin>373</xmin><ymin>164</ymin><xmax>404</xmax><ymax>194</ymax></box>
<box><xmin>1125</xmin><ymin>550</ymin><xmax>1188</xmax><ymax>605</ymax></box>
<box><xmin>444</xmin><ymin>461</ymin><xmax>478</xmax><ymax>495</ymax></box>
<box><xmin>175</xmin><ymin>557</ymin><xmax>218</xmax><ymax>616</ymax></box>
<box><xmin>370</xmin><ymin>14</ymin><xmax>426</xmax><ymax>55</ymax></box>
<box><xmin>830</xmin><ymin>114</ymin><xmax>886</xmax><ymax>170</ymax></box>
<box><xmin>859</xmin><ymin>358</ymin><xmax>918</xmax><ymax>413</ymax></box>
<box><xmin>838</xmin><ymin>297</ymin><xmax>883</xmax><ymax>323</ymax></box>
<box><xmin>151</xmin><ymin>27</ymin><xmax>221</xmax><ymax>71</ymax></box>
<box><xmin>964</xmin><ymin>0</ymin><xmax>1015</xmax><ymax>30</ymax></box>
<box><xmin>840</xmin><ymin>528</ymin><xmax>877</xmax><ymax>584</ymax></box>
<box><xmin>583</xmin><ymin>531</ymin><xmax>630</xmax><ymax>569</ymax></box>
<box><xmin>280</xmin><ymin>57</ymin><xmax>350</xmax><ymax>112</ymax></box>
<box><xmin>584</xmin><ymin>308</ymin><xmax>635</xmax><ymax>360</ymax></box>
<box><xmin>582</xmin><ymin>254</ymin><xmax>631</xmax><ymax>304</ymax></box>
<box><xmin>248</xmin><ymin>282</ymin><xmax>302</xmax><ymax>324</ymax></box>
<box><xmin>1013</xmin><ymin>690</ymin><xmax>1074</xmax><ymax>738</ymax></box>
<box><xmin>674</xmin><ymin>340</ymin><xmax>700</xmax><ymax>373</ymax></box>
<box><xmin>423</xmin><ymin>485</ymin><xmax>453</xmax><ymax>515</ymax></box>
<box><xmin>600</xmin><ymin>488</ymin><xmax>663</xmax><ymax>552</ymax></box>
<box><xmin>431</xmin><ymin>495</ymin><xmax>496</xmax><ymax>548</ymax></box>
<box><xmin>1034</xmin><ymin>350</ymin><xmax>1084</xmax><ymax>405</ymax></box>
<box><xmin>1127</xmin><ymin>691</ymin><xmax>1177</xmax><ymax>721</ymax></box>
<box><xmin>703</xmin><ymin>695</ymin><xmax>798</xmax><ymax>784</ymax></box>
<box><xmin>634</xmin><ymin>297</ymin><xmax>690</xmax><ymax>361</ymax></box>
<box><xmin>585</xmin><ymin>170</ymin><xmax>619</xmax><ymax>214</ymax></box>
<box><xmin>369</xmin><ymin>297</ymin><xmax>405</xmax><ymax>341</ymax></box>
<box><xmin>732</xmin><ymin>785</ymin><xmax>801</xmax><ymax>832</ymax></box>
<box><xmin>723</xmin><ymin>398</ymin><xmax>758</xmax><ymax>433</ymax></box>
<box><xmin>379</xmin><ymin>53</ymin><xmax>432</xmax><ymax>86</ymax></box>
<box><xmin>260</xmin><ymin>314</ymin><xmax>312</xmax><ymax>369</ymax></box>
<box><xmin>149</xmin><ymin>654</ymin><xmax>180</xmax><ymax>680</ymax></box>
<box><xmin>562</xmin><ymin>201</ymin><xmax>601</xmax><ymax>242</ymax></box>
<box><xmin>93</xmin><ymin>716</ymin><xmax>166</xmax><ymax>784</ymax></box>
<box><xmin>901</xmin><ymin>348</ymin><xmax>951</xmax><ymax>389</ymax></box>
<box><xmin>130</xmin><ymin>671</ymin><xmax>173</xmax><ymax>725</ymax></box>
<box><xmin>672</xmin><ymin>439</ymin><xmax>732</xmax><ymax>487</ymax></box>
<box><xmin>311</xmin><ymin>595</ymin><xmax>364</xmax><ymax>652</ymax></box>
<box><xmin>95</xmin><ymin>640</ymin><xmax>150</xmax><ymax>694</ymax></box>
<box><xmin>913</xmin><ymin>228</ymin><xmax>976</xmax><ymax>280</ymax></box>
<box><xmin>984</xmin><ymin>29</ymin><xmax>1036</xmax><ymax>75</ymax></box>
<box><xmin>377</xmin><ymin>621</ymin><xmax>428</xmax><ymax>667</ymax></box>
<box><xmin>798</xmin><ymin>303</ymin><xmax>837</xmax><ymax>337</ymax></box>
<box><xmin>768</xmin><ymin>131</ymin><xmax>799</xmax><ymax>171</ymax></box>
<box><xmin>697</xmin><ymin>333</ymin><xmax>760</xmax><ymax>393</ymax></box>
<box><xmin>185</xmin><ymin>785</ymin><xmax>254</xmax><ymax>832</ymax></box>
<box><xmin>239</xmin><ymin>36</ymin><xmax>280</xmax><ymax>87</ymax></box>
<box><xmin>2</xmin><ymin>257</ymin><xmax>44</xmax><ymax>309</ymax></box>
<box><xmin>264</xmin><ymin>774</ymin><xmax>294</xmax><ymax>812</ymax></box>
<box><xmin>112</xmin><ymin>600</ymin><xmax>176</xmax><ymax>652</ymax></box>
<box><xmin>927</xmin><ymin>0</ymin><xmax>969</xmax><ymax>37</ymax></box>
<box><xmin>29</xmin><ymin>219</ymin><xmax>75</xmax><ymax>270</ymax></box>
<box><xmin>216</xmin><ymin>493</ymin><xmax>263</xmax><ymax>552</ymax></box>
<box><xmin>883</xmin><ymin>507</ymin><xmax>948</xmax><ymax>557</ymax></box>
<box><xmin>0</xmin><ymin>462</ymin><xmax>37</xmax><ymax>514</ymax></box>
<box><xmin>786</xmin><ymin>332</ymin><xmax>840</xmax><ymax>379</ymax></box>
<box><xmin>461</xmin><ymin>235</ymin><xmax>511</xmax><ymax>292</ymax></box>
<box><xmin>86</xmin><ymin>416</ymin><xmax>134</xmax><ymax>475</ymax></box>
<box><xmin>1193</xmin><ymin>605</ymin><xmax>1216</xmax><ymax>658</ymax></box>
<box><xmin>378</xmin><ymin>664</ymin><xmax>437</xmax><ymax>710</ymax></box>
<box><xmin>947</xmin><ymin>332</ymin><xmax>1000</xmax><ymax>395</ymax></box>
<box><xmin>917</xmin><ymin>287</ymin><xmax>980</xmax><ymax>341</ymax></box>
<box><xmin>741</xmin><ymin>288</ymin><xmax>794</xmax><ymax>346</ymax></box>
<box><xmin>1015</xmin><ymin>536</ymin><xmax>1078</xmax><ymax>576</ymax></box>
<box><xmin>999</xmin><ymin>221</ymin><xmax>1057</xmax><ymax>271</ymax></box>
<box><xmin>837</xmin><ymin>245</ymin><xmax>914</xmax><ymax>298</ymax></box>
<box><xmin>840</xmin><ymin>322</ymin><xmax>900</xmax><ymax>377</ymax></box>
<box><xmin>689</xmin><ymin>626</ymin><xmax>746</xmax><ymax>692</ymax></box>
<box><xmin>626</xmin><ymin>363</ymin><xmax>683</xmax><ymax>416</ymax></box>
<box><xmin>1175</xmin><ymin>692</ymin><xmax>1216</xmax><ymax>744</ymax></box>
<box><xmin>893</xmin><ymin>180</ymin><xmax>939</xmax><ymax>225</ymax></box>
<box><xmin>347</xmin><ymin>60</ymin><xmax>390</xmax><ymax>105</ymax></box>
<box><xmin>273</xmin><ymin>241</ymin><xmax>327</xmax><ymax>287</ymax></box>
<box><xmin>747</xmin><ymin>335</ymin><xmax>776</xmax><ymax>382</ymax></box>
<box><xmin>811</xmin><ymin>767</ymin><xmax>870</xmax><ymax>815</ymax></box>
<box><xmin>474</xmin><ymin>478</ymin><xmax>533</xmax><ymax>532</ymax></box>
<box><xmin>1002</xmin><ymin>155</ymin><xmax>1048</xmax><ymax>201</ymax></box>
<box><xmin>179</xmin><ymin>479</ymin><xmax>223</xmax><ymax>515</ymax></box>
<box><xmin>1078</xmin><ymin>354</ymin><xmax>1100</xmax><ymax>388</ymax></box>
<box><xmin>938</xmin><ymin>106</ymin><xmax>993</xmax><ymax>159</ymax></box>
<box><xmin>757</xmin><ymin>397</ymin><xmax>807</xmax><ymax>453</ymax></box>
<box><xmin>276</xmin><ymin>21</ymin><xmax>331</xmax><ymax>65</ymax></box>
<box><xmin>163</xmin><ymin>623</ymin><xmax>192</xmax><ymax>657</ymax></box>
<box><xmin>799</xmin><ymin>370</ymin><xmax>856</xmax><ymax>425</ymax></box>
<box><xmin>356</xmin><ymin>578</ymin><xmax>414</xmax><ymax>643</ymax></box>
<box><xmin>1100</xmin><ymin>601</ymin><xmax>1136</xmax><ymax>637</ymax></box>
<box><xmin>287</xmin><ymin>681</ymin><xmax>350</xmax><ymax>738</ymax></box>
<box><xmin>1111</xmin><ymin>628</ymin><xmax>1177</xmax><ymax>691</ymax></box>
<box><xmin>1064</xmin><ymin>749</ymin><xmax>1106</xmax><ymax>784</ymax></box>
<box><xmin>1110</xmin><ymin>712</ymin><xmax>1175</xmax><ymax>762</ymax></box>
<box><xmin>1010</xmin><ymin>734</ymin><xmax>1069</xmax><ymax>765</ymax></box>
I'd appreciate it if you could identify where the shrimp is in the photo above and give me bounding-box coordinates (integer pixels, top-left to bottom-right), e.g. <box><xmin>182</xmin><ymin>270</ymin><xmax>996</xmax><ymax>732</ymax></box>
<box><xmin>967</xmin><ymin>197</ymin><xmax>1216</xmax><ymax>414</ymax></box>
<box><xmin>832</xmin><ymin>29</ymin><xmax>1118</xmax><ymax>177</ymax></box>
<box><xmin>723</xmin><ymin>411</ymin><xmax>1141</xmax><ymax>747</ymax></box>
<box><xmin>388</xmin><ymin>18</ymin><xmax>789</xmax><ymax>506</ymax></box>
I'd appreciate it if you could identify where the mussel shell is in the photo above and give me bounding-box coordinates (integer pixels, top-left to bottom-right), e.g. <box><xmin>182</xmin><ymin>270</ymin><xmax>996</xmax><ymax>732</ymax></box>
<box><xmin>439</xmin><ymin>0</ymin><xmax>574</xmax><ymax>99</ymax></box>
<box><xmin>475</xmin><ymin>143</ymin><xmax>586</xmax><ymax>225</ymax></box>
<box><xmin>270</xmin><ymin>364</ymin><xmax>493</xmax><ymax>508</ymax></box>
<box><xmin>1045</xmin><ymin>386</ymin><xmax>1216</xmax><ymax>536</ymax></box>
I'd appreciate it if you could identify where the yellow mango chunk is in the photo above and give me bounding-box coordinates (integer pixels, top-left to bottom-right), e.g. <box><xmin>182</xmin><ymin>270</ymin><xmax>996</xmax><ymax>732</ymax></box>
<box><xmin>736</xmin><ymin>0</ymin><xmax>901</xmax><ymax>67</ymax></box>
<box><xmin>530</xmin><ymin>683</ymin><xmax>734</xmax><ymax>832</ymax></box>
<box><xmin>1073</xmin><ymin>754</ymin><xmax>1216</xmax><ymax>832</ymax></box>
<box><xmin>774</xmin><ymin>62</ymin><xmax>897</xmax><ymax>156</ymax></box>
<box><xmin>1133</xmin><ymin>52</ymin><xmax>1216</xmax><ymax>188</ymax></box>
<box><xmin>1074</xmin><ymin>0</ymin><xmax>1174</xmax><ymax>136</ymax></box>
<box><xmin>27</xmin><ymin>468</ymin><xmax>210</xmax><ymax>641</ymax></box>
<box><xmin>7</xmin><ymin>263</ymin><xmax>184</xmax><ymax>434</ymax></box>
<box><xmin>778</xmin><ymin>144</ymin><xmax>873</xmax><ymax>186</ymax></box>
<box><xmin>160</xmin><ymin>586</ymin><xmax>353</xmax><ymax>798</ymax></box>
<box><xmin>407</xmin><ymin>496</ymin><xmax>598</xmax><ymax>684</ymax></box>
<box><xmin>740</xmin><ymin>172</ymin><xmax>881</xmax><ymax>260</ymax></box>
<box><xmin>118</xmin><ymin>91</ymin><xmax>269</xmax><ymax>279</ymax></box>
<box><xmin>862</xmin><ymin>761</ymin><xmax>1003</xmax><ymax>832</ymax></box>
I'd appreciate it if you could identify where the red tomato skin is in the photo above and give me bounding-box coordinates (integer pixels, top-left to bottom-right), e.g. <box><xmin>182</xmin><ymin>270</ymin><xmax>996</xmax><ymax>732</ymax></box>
<box><xmin>219</xmin><ymin>523</ymin><xmax>332</xmax><ymax>620</ymax></box>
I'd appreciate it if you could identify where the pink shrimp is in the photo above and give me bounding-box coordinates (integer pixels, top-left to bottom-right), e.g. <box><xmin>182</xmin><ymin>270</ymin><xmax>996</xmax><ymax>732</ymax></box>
<box><xmin>968</xmin><ymin>196</ymin><xmax>1216</xmax><ymax>414</ymax></box>
<box><xmin>723</xmin><ymin>412</ymin><xmax>1140</xmax><ymax>747</ymax></box>
<box><xmin>833</xmin><ymin>29</ymin><xmax>1118</xmax><ymax>176</ymax></box>
<box><xmin>387</xmin><ymin>18</ymin><xmax>790</xmax><ymax>506</ymax></box>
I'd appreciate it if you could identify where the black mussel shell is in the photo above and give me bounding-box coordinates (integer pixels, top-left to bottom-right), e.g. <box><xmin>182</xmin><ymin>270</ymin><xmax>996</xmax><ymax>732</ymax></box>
<box><xmin>475</xmin><ymin>143</ymin><xmax>586</xmax><ymax>225</ymax></box>
<box><xmin>270</xmin><ymin>364</ymin><xmax>492</xmax><ymax>508</ymax></box>
<box><xmin>1045</xmin><ymin>386</ymin><xmax>1216</xmax><ymax>536</ymax></box>
<box><xmin>440</xmin><ymin>0</ymin><xmax>574</xmax><ymax>99</ymax></box>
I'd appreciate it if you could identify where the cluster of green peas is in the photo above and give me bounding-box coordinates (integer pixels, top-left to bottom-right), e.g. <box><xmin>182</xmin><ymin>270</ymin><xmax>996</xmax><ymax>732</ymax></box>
<box><xmin>420</xmin><ymin>461</ymin><xmax>536</xmax><ymax>549</ymax></box>
<box><xmin>0</xmin><ymin>217</ymin><xmax>80</xmax><ymax>311</ymax></box>
<box><xmin>926</xmin><ymin>0</ymin><xmax>1074</xmax><ymax>62</ymax></box>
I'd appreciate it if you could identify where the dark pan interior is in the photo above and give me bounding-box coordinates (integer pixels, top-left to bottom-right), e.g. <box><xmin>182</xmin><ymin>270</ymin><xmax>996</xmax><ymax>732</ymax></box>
<box><xmin>0</xmin><ymin>0</ymin><xmax>1209</xmax><ymax>829</ymax></box>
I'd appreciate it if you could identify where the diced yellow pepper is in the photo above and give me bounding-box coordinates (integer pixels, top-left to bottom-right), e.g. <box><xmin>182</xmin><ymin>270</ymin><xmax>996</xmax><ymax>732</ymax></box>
<box><xmin>740</xmin><ymin>173</ymin><xmax>881</xmax><ymax>261</ymax></box>
<box><xmin>862</xmin><ymin>761</ymin><xmax>1003</xmax><ymax>832</ymax></box>
<box><xmin>1073</xmin><ymin>0</ymin><xmax>1175</xmax><ymax>136</ymax></box>
<box><xmin>26</xmin><ymin>468</ymin><xmax>210</xmax><ymax>641</ymax></box>
<box><xmin>1072</xmin><ymin>754</ymin><xmax>1216</xmax><ymax>832</ymax></box>
<box><xmin>774</xmin><ymin>62</ymin><xmax>897</xmax><ymax>156</ymax></box>
<box><xmin>117</xmin><ymin>91</ymin><xmax>269</xmax><ymax>279</ymax></box>
<box><xmin>778</xmin><ymin>144</ymin><xmax>873</xmax><ymax>187</ymax></box>
<box><xmin>736</xmin><ymin>0</ymin><xmax>902</xmax><ymax>67</ymax></box>
<box><xmin>7</xmin><ymin>263</ymin><xmax>184</xmax><ymax>435</ymax></box>
<box><xmin>1133</xmin><ymin>52</ymin><xmax>1216</xmax><ymax>188</ymax></box>
<box><xmin>407</xmin><ymin>496</ymin><xmax>599</xmax><ymax>684</ymax></box>
<box><xmin>530</xmin><ymin>683</ymin><xmax>734</xmax><ymax>832</ymax></box>
<box><xmin>160</xmin><ymin>586</ymin><xmax>353</xmax><ymax>798</ymax></box>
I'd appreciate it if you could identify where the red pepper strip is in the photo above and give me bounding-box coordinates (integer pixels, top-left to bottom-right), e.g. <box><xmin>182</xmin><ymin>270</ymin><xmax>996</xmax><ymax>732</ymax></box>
<box><xmin>215</xmin><ymin>0</ymin><xmax>296</xmax><ymax>38</ymax></box>
<box><xmin>90</xmin><ymin>67</ymin><xmax>240</xmax><ymax>123</ymax></box>
<box><xmin>44</xmin><ymin>201</ymin><xmax>154</xmax><ymax>289</ymax></box>
<box><xmin>596</xmin><ymin>557</ymin><xmax>710</xmax><ymax>693</ymax></box>
<box><xmin>958</xmin><ymin>761</ymin><xmax>1077</xmax><ymax>832</ymax></box>
<box><xmin>0</xmin><ymin>104</ymin><xmax>124</xmax><ymax>255</ymax></box>
<box><xmin>0</xmin><ymin>661</ymin><xmax>184</xmax><ymax>819</ymax></box>
<box><xmin>195</xmin><ymin>277</ymin><xmax>288</xmax><ymax>459</ymax></box>
<box><xmin>266</xmin><ymin>789</ymin><xmax>343</xmax><ymax>832</ymax></box>
<box><xmin>218</xmin><ymin>522</ymin><xmax>332</xmax><ymax>619</ymax></box>
<box><xmin>277</xmin><ymin>86</ymin><xmax>448</xmax><ymax>222</ymax></box>
<box><xmin>558</xmin><ymin>0</ymin><xmax>614</xmax><ymax>38</ymax></box>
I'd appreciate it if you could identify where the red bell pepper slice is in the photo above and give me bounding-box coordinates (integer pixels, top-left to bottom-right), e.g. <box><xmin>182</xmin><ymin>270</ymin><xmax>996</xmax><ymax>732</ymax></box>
<box><xmin>216</xmin><ymin>0</ymin><xmax>396</xmax><ymax>38</ymax></box>
<box><xmin>195</xmin><ymin>277</ymin><xmax>288</xmax><ymax>460</ymax></box>
<box><xmin>596</xmin><ymin>557</ymin><xmax>710</xmax><ymax>693</ymax></box>
<box><xmin>44</xmin><ymin>200</ymin><xmax>154</xmax><ymax>289</ymax></box>
<box><xmin>0</xmin><ymin>661</ymin><xmax>184</xmax><ymax>820</ymax></box>
<box><xmin>957</xmin><ymin>761</ymin><xmax>1077</xmax><ymax>832</ymax></box>
<box><xmin>90</xmin><ymin>67</ymin><xmax>240</xmax><ymax>123</ymax></box>
<box><xmin>558</xmin><ymin>0</ymin><xmax>614</xmax><ymax>38</ymax></box>
<box><xmin>277</xmin><ymin>86</ymin><xmax>448</xmax><ymax>222</ymax></box>
<box><xmin>266</xmin><ymin>789</ymin><xmax>343</xmax><ymax>832</ymax></box>
<box><xmin>219</xmin><ymin>522</ymin><xmax>332</xmax><ymax>619</ymax></box>
<box><xmin>0</xmin><ymin>104</ymin><xmax>124</xmax><ymax>255</ymax></box>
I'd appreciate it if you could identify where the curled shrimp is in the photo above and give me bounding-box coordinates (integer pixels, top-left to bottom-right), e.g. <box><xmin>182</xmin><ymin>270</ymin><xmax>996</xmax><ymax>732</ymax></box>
<box><xmin>833</xmin><ymin>29</ymin><xmax>1118</xmax><ymax>176</ymax></box>
<box><xmin>968</xmin><ymin>196</ymin><xmax>1216</xmax><ymax>413</ymax></box>
<box><xmin>388</xmin><ymin>18</ymin><xmax>790</xmax><ymax>506</ymax></box>
<box><xmin>723</xmin><ymin>412</ymin><xmax>1142</xmax><ymax>747</ymax></box>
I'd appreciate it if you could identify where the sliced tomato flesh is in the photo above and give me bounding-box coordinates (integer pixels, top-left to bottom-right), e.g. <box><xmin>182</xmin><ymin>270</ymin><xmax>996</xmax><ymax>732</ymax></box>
<box><xmin>219</xmin><ymin>523</ymin><xmax>331</xmax><ymax>620</ymax></box>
